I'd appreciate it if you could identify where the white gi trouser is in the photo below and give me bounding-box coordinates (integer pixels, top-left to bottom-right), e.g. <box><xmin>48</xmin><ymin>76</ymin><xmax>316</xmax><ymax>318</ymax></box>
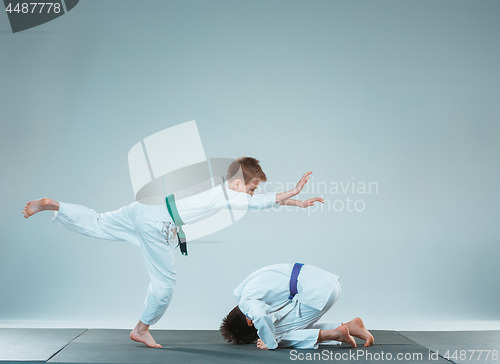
<box><xmin>52</xmin><ymin>202</ymin><xmax>176</xmax><ymax>326</ymax></box>
<box><xmin>275</xmin><ymin>280</ymin><xmax>342</xmax><ymax>349</ymax></box>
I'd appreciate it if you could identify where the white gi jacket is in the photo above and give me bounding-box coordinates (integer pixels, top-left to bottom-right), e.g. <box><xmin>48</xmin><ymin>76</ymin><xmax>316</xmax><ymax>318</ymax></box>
<box><xmin>173</xmin><ymin>181</ymin><xmax>278</xmax><ymax>224</ymax></box>
<box><xmin>234</xmin><ymin>264</ymin><xmax>341</xmax><ymax>350</ymax></box>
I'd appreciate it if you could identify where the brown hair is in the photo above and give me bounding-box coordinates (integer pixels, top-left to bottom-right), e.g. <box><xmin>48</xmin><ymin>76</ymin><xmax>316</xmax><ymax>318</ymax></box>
<box><xmin>219</xmin><ymin>306</ymin><xmax>258</xmax><ymax>344</ymax></box>
<box><xmin>225</xmin><ymin>157</ymin><xmax>267</xmax><ymax>185</ymax></box>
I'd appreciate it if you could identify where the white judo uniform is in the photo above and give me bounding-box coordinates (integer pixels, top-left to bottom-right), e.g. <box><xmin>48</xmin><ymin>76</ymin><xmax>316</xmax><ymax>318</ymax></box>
<box><xmin>235</xmin><ymin>264</ymin><xmax>342</xmax><ymax>350</ymax></box>
<box><xmin>172</xmin><ymin>179</ymin><xmax>276</xmax><ymax>224</ymax></box>
<box><xmin>52</xmin><ymin>183</ymin><xmax>278</xmax><ymax>326</ymax></box>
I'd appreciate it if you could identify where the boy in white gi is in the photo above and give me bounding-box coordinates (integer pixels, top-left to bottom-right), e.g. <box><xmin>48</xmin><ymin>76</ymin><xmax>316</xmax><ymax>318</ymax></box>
<box><xmin>23</xmin><ymin>157</ymin><xmax>324</xmax><ymax>349</ymax></box>
<box><xmin>220</xmin><ymin>263</ymin><xmax>374</xmax><ymax>350</ymax></box>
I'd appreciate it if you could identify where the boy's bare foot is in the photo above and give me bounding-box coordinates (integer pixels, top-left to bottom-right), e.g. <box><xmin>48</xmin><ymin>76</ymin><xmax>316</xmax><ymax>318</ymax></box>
<box><xmin>344</xmin><ymin>317</ymin><xmax>374</xmax><ymax>347</ymax></box>
<box><xmin>130</xmin><ymin>321</ymin><xmax>162</xmax><ymax>348</ymax></box>
<box><xmin>23</xmin><ymin>198</ymin><xmax>59</xmax><ymax>218</ymax></box>
<box><xmin>319</xmin><ymin>325</ymin><xmax>357</xmax><ymax>348</ymax></box>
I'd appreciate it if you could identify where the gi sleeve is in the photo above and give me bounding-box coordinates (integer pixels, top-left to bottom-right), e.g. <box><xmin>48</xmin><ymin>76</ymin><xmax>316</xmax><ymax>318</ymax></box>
<box><xmin>239</xmin><ymin>299</ymin><xmax>278</xmax><ymax>350</ymax></box>
<box><xmin>225</xmin><ymin>190</ymin><xmax>278</xmax><ymax>211</ymax></box>
<box><xmin>248</xmin><ymin>192</ymin><xmax>278</xmax><ymax>210</ymax></box>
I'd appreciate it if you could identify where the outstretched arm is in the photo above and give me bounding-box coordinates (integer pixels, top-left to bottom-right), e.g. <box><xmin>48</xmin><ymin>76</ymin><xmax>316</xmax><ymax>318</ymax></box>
<box><xmin>276</xmin><ymin>171</ymin><xmax>313</xmax><ymax>203</ymax></box>
<box><xmin>280</xmin><ymin>197</ymin><xmax>324</xmax><ymax>208</ymax></box>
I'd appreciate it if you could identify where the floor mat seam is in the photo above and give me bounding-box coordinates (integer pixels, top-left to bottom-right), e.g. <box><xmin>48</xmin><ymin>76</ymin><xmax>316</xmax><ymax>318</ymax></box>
<box><xmin>395</xmin><ymin>331</ymin><xmax>456</xmax><ymax>364</ymax></box>
<box><xmin>45</xmin><ymin>329</ymin><xmax>89</xmax><ymax>363</ymax></box>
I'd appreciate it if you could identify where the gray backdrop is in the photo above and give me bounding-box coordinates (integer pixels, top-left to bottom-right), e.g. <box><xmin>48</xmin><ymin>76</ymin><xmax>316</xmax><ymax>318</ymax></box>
<box><xmin>1</xmin><ymin>0</ymin><xmax>499</xmax><ymax>330</ymax></box>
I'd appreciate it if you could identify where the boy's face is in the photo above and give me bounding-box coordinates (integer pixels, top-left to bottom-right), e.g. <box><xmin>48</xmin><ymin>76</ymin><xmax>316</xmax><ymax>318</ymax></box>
<box><xmin>232</xmin><ymin>178</ymin><xmax>260</xmax><ymax>196</ymax></box>
<box><xmin>245</xmin><ymin>179</ymin><xmax>260</xmax><ymax>196</ymax></box>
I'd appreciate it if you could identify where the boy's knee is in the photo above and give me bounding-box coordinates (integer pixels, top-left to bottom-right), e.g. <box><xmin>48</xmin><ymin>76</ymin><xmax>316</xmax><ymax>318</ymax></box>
<box><xmin>156</xmin><ymin>276</ymin><xmax>176</xmax><ymax>298</ymax></box>
<box><xmin>156</xmin><ymin>289</ymin><xmax>173</xmax><ymax>306</ymax></box>
<box><xmin>165</xmin><ymin>273</ymin><xmax>177</xmax><ymax>287</ymax></box>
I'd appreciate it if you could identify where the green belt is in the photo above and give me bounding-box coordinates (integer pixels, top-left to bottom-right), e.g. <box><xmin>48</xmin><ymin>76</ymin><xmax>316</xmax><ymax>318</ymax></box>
<box><xmin>165</xmin><ymin>194</ymin><xmax>188</xmax><ymax>255</ymax></box>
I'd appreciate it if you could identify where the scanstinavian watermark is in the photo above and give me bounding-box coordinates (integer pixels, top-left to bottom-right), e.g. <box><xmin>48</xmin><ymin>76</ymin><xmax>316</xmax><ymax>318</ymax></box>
<box><xmin>261</xmin><ymin>177</ymin><xmax>379</xmax><ymax>214</ymax></box>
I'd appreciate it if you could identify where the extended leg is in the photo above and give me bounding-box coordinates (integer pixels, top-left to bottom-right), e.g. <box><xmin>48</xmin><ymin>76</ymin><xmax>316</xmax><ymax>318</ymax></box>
<box><xmin>23</xmin><ymin>197</ymin><xmax>59</xmax><ymax>218</ymax></box>
<box><xmin>25</xmin><ymin>197</ymin><xmax>143</xmax><ymax>245</ymax></box>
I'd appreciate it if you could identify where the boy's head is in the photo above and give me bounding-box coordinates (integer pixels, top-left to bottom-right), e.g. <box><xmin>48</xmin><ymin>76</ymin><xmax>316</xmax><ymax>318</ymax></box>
<box><xmin>219</xmin><ymin>306</ymin><xmax>258</xmax><ymax>344</ymax></box>
<box><xmin>226</xmin><ymin>157</ymin><xmax>267</xmax><ymax>196</ymax></box>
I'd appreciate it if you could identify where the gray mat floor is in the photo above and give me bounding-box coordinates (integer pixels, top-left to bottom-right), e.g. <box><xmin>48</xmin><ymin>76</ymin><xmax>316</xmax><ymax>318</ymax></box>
<box><xmin>0</xmin><ymin>328</ymin><xmax>499</xmax><ymax>364</ymax></box>
<box><xmin>399</xmin><ymin>331</ymin><xmax>500</xmax><ymax>364</ymax></box>
<box><xmin>0</xmin><ymin>329</ymin><xmax>86</xmax><ymax>364</ymax></box>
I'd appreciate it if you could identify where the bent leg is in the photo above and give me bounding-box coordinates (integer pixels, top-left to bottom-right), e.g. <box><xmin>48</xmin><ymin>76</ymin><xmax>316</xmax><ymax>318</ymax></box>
<box><xmin>275</xmin><ymin>280</ymin><xmax>341</xmax><ymax>336</ymax></box>
<box><xmin>344</xmin><ymin>317</ymin><xmax>374</xmax><ymax>347</ymax></box>
<box><xmin>275</xmin><ymin>279</ymin><xmax>342</xmax><ymax>349</ymax></box>
<box><xmin>278</xmin><ymin>329</ymin><xmax>331</xmax><ymax>349</ymax></box>
<box><xmin>318</xmin><ymin>325</ymin><xmax>356</xmax><ymax>347</ymax></box>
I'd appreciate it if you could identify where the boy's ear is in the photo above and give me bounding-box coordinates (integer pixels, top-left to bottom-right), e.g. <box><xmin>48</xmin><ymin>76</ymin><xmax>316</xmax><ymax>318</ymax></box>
<box><xmin>246</xmin><ymin>317</ymin><xmax>253</xmax><ymax>326</ymax></box>
<box><xmin>234</xmin><ymin>178</ymin><xmax>244</xmax><ymax>188</ymax></box>
<box><xmin>228</xmin><ymin>178</ymin><xmax>243</xmax><ymax>191</ymax></box>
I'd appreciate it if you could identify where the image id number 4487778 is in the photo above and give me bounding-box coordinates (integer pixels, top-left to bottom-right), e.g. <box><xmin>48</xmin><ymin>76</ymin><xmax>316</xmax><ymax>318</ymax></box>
<box><xmin>5</xmin><ymin>3</ymin><xmax>62</xmax><ymax>14</ymax></box>
<box><xmin>442</xmin><ymin>350</ymin><xmax>498</xmax><ymax>361</ymax></box>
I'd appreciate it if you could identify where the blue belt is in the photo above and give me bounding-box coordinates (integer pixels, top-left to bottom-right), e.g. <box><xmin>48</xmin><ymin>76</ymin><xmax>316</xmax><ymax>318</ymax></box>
<box><xmin>289</xmin><ymin>263</ymin><xmax>304</xmax><ymax>300</ymax></box>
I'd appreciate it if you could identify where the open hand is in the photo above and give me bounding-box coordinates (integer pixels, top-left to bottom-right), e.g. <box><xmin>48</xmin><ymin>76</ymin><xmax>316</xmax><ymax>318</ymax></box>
<box><xmin>256</xmin><ymin>339</ymin><xmax>269</xmax><ymax>350</ymax></box>
<box><xmin>299</xmin><ymin>197</ymin><xmax>324</xmax><ymax>208</ymax></box>
<box><xmin>293</xmin><ymin>171</ymin><xmax>313</xmax><ymax>195</ymax></box>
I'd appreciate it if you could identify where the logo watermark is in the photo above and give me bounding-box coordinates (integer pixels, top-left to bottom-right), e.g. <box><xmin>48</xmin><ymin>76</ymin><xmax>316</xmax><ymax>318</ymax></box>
<box><xmin>289</xmin><ymin>349</ymin><xmax>499</xmax><ymax>361</ymax></box>
<box><xmin>261</xmin><ymin>177</ymin><xmax>379</xmax><ymax>214</ymax></box>
<box><xmin>4</xmin><ymin>1</ymin><xmax>80</xmax><ymax>33</ymax></box>
<box><xmin>290</xmin><ymin>349</ymin><xmax>435</xmax><ymax>361</ymax></box>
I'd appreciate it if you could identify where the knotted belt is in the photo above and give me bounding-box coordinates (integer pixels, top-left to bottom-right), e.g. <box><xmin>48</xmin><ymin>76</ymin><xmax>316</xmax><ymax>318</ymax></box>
<box><xmin>164</xmin><ymin>179</ymin><xmax>231</xmax><ymax>256</ymax></box>
<box><xmin>289</xmin><ymin>263</ymin><xmax>304</xmax><ymax>299</ymax></box>
<box><xmin>272</xmin><ymin>263</ymin><xmax>305</xmax><ymax>321</ymax></box>
<box><xmin>165</xmin><ymin>194</ymin><xmax>187</xmax><ymax>255</ymax></box>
